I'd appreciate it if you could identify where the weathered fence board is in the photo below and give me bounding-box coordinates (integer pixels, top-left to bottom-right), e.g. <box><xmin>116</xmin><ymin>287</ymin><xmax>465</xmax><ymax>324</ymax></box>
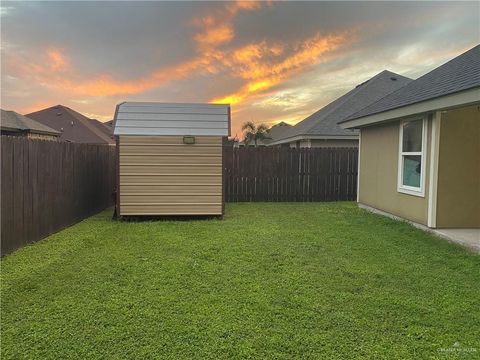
<box><xmin>224</xmin><ymin>147</ymin><xmax>358</xmax><ymax>202</ymax></box>
<box><xmin>1</xmin><ymin>136</ymin><xmax>116</xmax><ymax>255</ymax></box>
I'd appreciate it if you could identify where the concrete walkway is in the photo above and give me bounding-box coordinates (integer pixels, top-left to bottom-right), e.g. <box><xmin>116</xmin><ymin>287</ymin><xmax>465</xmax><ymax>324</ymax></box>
<box><xmin>433</xmin><ymin>228</ymin><xmax>480</xmax><ymax>253</ymax></box>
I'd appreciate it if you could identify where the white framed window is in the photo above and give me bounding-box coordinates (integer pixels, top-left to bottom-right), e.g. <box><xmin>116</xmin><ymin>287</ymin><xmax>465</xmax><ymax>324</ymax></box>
<box><xmin>397</xmin><ymin>117</ymin><xmax>427</xmax><ymax>197</ymax></box>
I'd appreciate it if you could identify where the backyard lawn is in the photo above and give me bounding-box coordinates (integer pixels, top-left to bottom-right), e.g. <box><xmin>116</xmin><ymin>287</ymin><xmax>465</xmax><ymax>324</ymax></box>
<box><xmin>1</xmin><ymin>203</ymin><xmax>479</xmax><ymax>359</ymax></box>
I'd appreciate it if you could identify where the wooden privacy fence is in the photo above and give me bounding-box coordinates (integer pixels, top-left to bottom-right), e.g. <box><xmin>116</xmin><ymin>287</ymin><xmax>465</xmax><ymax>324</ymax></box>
<box><xmin>224</xmin><ymin>147</ymin><xmax>358</xmax><ymax>202</ymax></box>
<box><xmin>1</xmin><ymin>136</ymin><xmax>116</xmax><ymax>255</ymax></box>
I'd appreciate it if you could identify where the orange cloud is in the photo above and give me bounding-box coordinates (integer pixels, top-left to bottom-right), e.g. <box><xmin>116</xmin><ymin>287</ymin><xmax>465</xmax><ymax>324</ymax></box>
<box><xmin>210</xmin><ymin>32</ymin><xmax>350</xmax><ymax>105</ymax></box>
<box><xmin>6</xmin><ymin>47</ymin><xmax>217</xmax><ymax>97</ymax></box>
<box><xmin>194</xmin><ymin>23</ymin><xmax>234</xmax><ymax>48</ymax></box>
<box><xmin>192</xmin><ymin>0</ymin><xmax>263</xmax><ymax>51</ymax></box>
<box><xmin>226</xmin><ymin>0</ymin><xmax>262</xmax><ymax>13</ymax></box>
<box><xmin>19</xmin><ymin>100</ymin><xmax>56</xmax><ymax>114</ymax></box>
<box><xmin>58</xmin><ymin>56</ymin><xmax>214</xmax><ymax>96</ymax></box>
<box><xmin>47</xmin><ymin>48</ymin><xmax>68</xmax><ymax>71</ymax></box>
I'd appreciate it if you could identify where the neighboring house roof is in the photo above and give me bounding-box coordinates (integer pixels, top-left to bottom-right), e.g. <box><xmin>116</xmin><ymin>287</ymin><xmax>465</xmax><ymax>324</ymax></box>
<box><xmin>1</xmin><ymin>109</ymin><xmax>60</xmax><ymax>136</ymax></box>
<box><xmin>91</xmin><ymin>119</ymin><xmax>113</xmax><ymax>136</ymax></box>
<box><xmin>263</xmin><ymin>122</ymin><xmax>292</xmax><ymax>144</ymax></box>
<box><xmin>27</xmin><ymin>105</ymin><xmax>115</xmax><ymax>144</ymax></box>
<box><xmin>341</xmin><ymin>45</ymin><xmax>480</xmax><ymax>127</ymax></box>
<box><xmin>113</xmin><ymin>102</ymin><xmax>230</xmax><ymax>136</ymax></box>
<box><xmin>270</xmin><ymin>70</ymin><xmax>412</xmax><ymax>145</ymax></box>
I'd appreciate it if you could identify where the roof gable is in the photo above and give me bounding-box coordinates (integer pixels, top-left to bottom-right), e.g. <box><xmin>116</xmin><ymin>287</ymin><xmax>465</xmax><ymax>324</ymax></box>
<box><xmin>273</xmin><ymin>70</ymin><xmax>412</xmax><ymax>143</ymax></box>
<box><xmin>27</xmin><ymin>105</ymin><xmax>114</xmax><ymax>144</ymax></box>
<box><xmin>257</xmin><ymin>122</ymin><xmax>292</xmax><ymax>145</ymax></box>
<box><xmin>344</xmin><ymin>45</ymin><xmax>480</xmax><ymax>122</ymax></box>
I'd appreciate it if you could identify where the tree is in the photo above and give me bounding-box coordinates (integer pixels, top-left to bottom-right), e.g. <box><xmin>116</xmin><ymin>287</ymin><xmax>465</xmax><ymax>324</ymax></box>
<box><xmin>242</xmin><ymin>121</ymin><xmax>270</xmax><ymax>147</ymax></box>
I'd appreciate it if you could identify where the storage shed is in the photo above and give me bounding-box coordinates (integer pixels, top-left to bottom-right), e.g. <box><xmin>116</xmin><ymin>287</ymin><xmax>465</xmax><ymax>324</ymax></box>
<box><xmin>113</xmin><ymin>102</ymin><xmax>231</xmax><ymax>217</ymax></box>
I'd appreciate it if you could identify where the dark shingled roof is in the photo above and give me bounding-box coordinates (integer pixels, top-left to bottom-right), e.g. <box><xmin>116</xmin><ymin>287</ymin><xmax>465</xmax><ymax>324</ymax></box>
<box><xmin>261</xmin><ymin>122</ymin><xmax>292</xmax><ymax>145</ymax></box>
<box><xmin>344</xmin><ymin>45</ymin><xmax>480</xmax><ymax>121</ymax></box>
<box><xmin>1</xmin><ymin>109</ymin><xmax>60</xmax><ymax>136</ymax></box>
<box><xmin>27</xmin><ymin>105</ymin><xmax>115</xmax><ymax>144</ymax></box>
<box><xmin>91</xmin><ymin>119</ymin><xmax>113</xmax><ymax>136</ymax></box>
<box><xmin>273</xmin><ymin>70</ymin><xmax>412</xmax><ymax>143</ymax></box>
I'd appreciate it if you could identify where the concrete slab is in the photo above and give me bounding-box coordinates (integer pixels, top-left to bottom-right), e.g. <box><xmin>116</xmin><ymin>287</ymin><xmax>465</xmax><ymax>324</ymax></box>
<box><xmin>433</xmin><ymin>229</ymin><xmax>480</xmax><ymax>253</ymax></box>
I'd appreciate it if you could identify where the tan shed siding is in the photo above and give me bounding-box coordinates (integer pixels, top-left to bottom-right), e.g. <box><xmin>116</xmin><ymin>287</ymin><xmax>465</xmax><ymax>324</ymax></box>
<box><xmin>119</xmin><ymin>204</ymin><xmax>221</xmax><ymax>215</ymax></box>
<box><xmin>119</xmin><ymin>135</ymin><xmax>222</xmax><ymax>215</ymax></box>
<box><xmin>121</xmin><ymin>185</ymin><xmax>221</xmax><ymax>194</ymax></box>
<box><xmin>121</xmin><ymin>165</ymin><xmax>221</xmax><ymax>175</ymax></box>
<box><xmin>435</xmin><ymin>105</ymin><xmax>480</xmax><ymax>228</ymax></box>
<box><xmin>120</xmin><ymin>175</ymin><xmax>221</xmax><ymax>185</ymax></box>
<box><xmin>359</xmin><ymin>119</ymin><xmax>431</xmax><ymax>225</ymax></box>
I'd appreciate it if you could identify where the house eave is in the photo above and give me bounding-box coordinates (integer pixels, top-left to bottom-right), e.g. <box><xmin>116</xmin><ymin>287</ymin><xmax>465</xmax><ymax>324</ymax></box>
<box><xmin>268</xmin><ymin>134</ymin><xmax>359</xmax><ymax>146</ymax></box>
<box><xmin>340</xmin><ymin>87</ymin><xmax>480</xmax><ymax>129</ymax></box>
<box><xmin>1</xmin><ymin>126</ymin><xmax>22</xmax><ymax>133</ymax></box>
<box><xmin>0</xmin><ymin>127</ymin><xmax>59</xmax><ymax>136</ymax></box>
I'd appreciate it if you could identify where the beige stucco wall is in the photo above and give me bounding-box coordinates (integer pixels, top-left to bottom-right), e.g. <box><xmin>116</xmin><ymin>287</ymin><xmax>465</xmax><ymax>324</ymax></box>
<box><xmin>27</xmin><ymin>133</ymin><xmax>58</xmax><ymax>141</ymax></box>
<box><xmin>0</xmin><ymin>131</ymin><xmax>58</xmax><ymax>140</ymax></box>
<box><xmin>288</xmin><ymin>138</ymin><xmax>358</xmax><ymax>148</ymax></box>
<box><xmin>435</xmin><ymin>105</ymin><xmax>480</xmax><ymax>228</ymax></box>
<box><xmin>308</xmin><ymin>139</ymin><xmax>358</xmax><ymax>148</ymax></box>
<box><xmin>119</xmin><ymin>135</ymin><xmax>223</xmax><ymax>216</ymax></box>
<box><xmin>359</xmin><ymin>119</ymin><xmax>431</xmax><ymax>225</ymax></box>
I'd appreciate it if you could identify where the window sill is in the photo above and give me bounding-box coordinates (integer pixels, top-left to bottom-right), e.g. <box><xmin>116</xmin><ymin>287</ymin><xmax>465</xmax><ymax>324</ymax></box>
<box><xmin>398</xmin><ymin>186</ymin><xmax>425</xmax><ymax>198</ymax></box>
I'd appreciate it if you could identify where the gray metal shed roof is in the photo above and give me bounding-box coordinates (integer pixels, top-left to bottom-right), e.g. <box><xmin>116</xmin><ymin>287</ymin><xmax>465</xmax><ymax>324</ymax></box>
<box><xmin>343</xmin><ymin>45</ymin><xmax>480</xmax><ymax>122</ymax></box>
<box><xmin>113</xmin><ymin>102</ymin><xmax>230</xmax><ymax>136</ymax></box>
<box><xmin>271</xmin><ymin>70</ymin><xmax>412</xmax><ymax>144</ymax></box>
<box><xmin>1</xmin><ymin>109</ymin><xmax>60</xmax><ymax>136</ymax></box>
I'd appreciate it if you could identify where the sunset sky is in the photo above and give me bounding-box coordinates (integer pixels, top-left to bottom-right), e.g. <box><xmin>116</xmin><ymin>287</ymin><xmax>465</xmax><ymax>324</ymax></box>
<box><xmin>1</xmin><ymin>1</ymin><xmax>478</xmax><ymax>137</ymax></box>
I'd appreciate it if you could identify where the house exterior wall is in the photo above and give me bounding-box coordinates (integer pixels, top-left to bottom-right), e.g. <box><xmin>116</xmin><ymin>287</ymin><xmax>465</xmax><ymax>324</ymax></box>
<box><xmin>289</xmin><ymin>140</ymin><xmax>310</xmax><ymax>148</ymax></box>
<box><xmin>308</xmin><ymin>139</ymin><xmax>358</xmax><ymax>148</ymax></box>
<box><xmin>287</xmin><ymin>138</ymin><xmax>358</xmax><ymax>148</ymax></box>
<box><xmin>0</xmin><ymin>131</ymin><xmax>58</xmax><ymax>140</ymax></box>
<box><xmin>435</xmin><ymin>105</ymin><xmax>480</xmax><ymax>228</ymax></box>
<box><xmin>27</xmin><ymin>133</ymin><xmax>58</xmax><ymax>141</ymax></box>
<box><xmin>358</xmin><ymin>119</ymin><xmax>431</xmax><ymax>225</ymax></box>
<box><xmin>118</xmin><ymin>135</ymin><xmax>223</xmax><ymax>216</ymax></box>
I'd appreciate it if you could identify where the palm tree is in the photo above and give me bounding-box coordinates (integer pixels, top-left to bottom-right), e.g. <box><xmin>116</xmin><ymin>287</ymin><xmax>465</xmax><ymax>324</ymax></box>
<box><xmin>242</xmin><ymin>121</ymin><xmax>270</xmax><ymax>147</ymax></box>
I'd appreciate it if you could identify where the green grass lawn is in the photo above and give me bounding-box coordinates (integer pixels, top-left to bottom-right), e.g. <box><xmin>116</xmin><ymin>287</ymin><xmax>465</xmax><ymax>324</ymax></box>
<box><xmin>1</xmin><ymin>203</ymin><xmax>479</xmax><ymax>359</ymax></box>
